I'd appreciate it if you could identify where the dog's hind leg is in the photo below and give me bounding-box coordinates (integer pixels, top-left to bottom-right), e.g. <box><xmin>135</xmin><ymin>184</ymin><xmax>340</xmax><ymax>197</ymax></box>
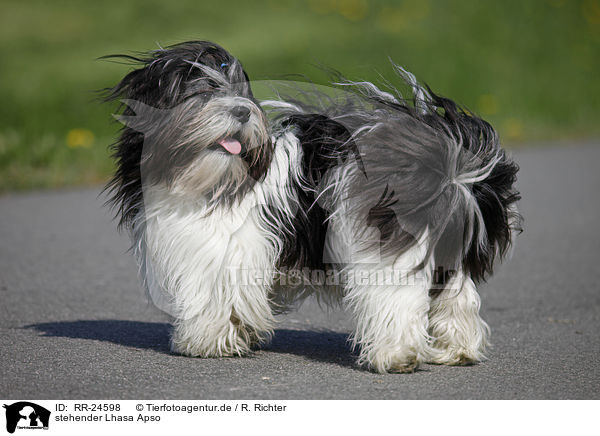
<box><xmin>427</xmin><ymin>270</ymin><xmax>490</xmax><ymax>365</ymax></box>
<box><xmin>341</xmin><ymin>236</ymin><xmax>435</xmax><ymax>374</ymax></box>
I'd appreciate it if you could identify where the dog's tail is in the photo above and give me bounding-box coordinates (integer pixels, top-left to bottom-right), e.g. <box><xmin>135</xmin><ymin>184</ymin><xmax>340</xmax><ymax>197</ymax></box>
<box><xmin>344</xmin><ymin>65</ymin><xmax>522</xmax><ymax>282</ymax></box>
<box><xmin>419</xmin><ymin>91</ymin><xmax>522</xmax><ymax>282</ymax></box>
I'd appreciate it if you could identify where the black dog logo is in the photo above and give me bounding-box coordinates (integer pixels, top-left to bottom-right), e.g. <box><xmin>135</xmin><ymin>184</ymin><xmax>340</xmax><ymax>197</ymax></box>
<box><xmin>3</xmin><ymin>402</ymin><xmax>50</xmax><ymax>433</ymax></box>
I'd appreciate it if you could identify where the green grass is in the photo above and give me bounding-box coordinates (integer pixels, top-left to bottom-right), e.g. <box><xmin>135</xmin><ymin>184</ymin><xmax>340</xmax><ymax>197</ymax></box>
<box><xmin>1</xmin><ymin>0</ymin><xmax>599</xmax><ymax>190</ymax></box>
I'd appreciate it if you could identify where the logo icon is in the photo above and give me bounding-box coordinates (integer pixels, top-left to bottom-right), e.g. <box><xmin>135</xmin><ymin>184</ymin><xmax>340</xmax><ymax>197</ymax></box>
<box><xmin>3</xmin><ymin>402</ymin><xmax>50</xmax><ymax>434</ymax></box>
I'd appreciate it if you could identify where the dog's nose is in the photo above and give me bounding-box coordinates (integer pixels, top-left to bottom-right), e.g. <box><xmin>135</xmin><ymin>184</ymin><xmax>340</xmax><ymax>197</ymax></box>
<box><xmin>231</xmin><ymin>106</ymin><xmax>251</xmax><ymax>124</ymax></box>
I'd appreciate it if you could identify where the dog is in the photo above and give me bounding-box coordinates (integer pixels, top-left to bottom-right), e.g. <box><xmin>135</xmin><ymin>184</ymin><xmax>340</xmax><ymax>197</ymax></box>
<box><xmin>105</xmin><ymin>41</ymin><xmax>521</xmax><ymax>373</ymax></box>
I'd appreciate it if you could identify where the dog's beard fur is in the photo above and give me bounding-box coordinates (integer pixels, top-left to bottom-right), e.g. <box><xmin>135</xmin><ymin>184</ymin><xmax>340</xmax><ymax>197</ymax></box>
<box><xmin>105</xmin><ymin>41</ymin><xmax>521</xmax><ymax>373</ymax></box>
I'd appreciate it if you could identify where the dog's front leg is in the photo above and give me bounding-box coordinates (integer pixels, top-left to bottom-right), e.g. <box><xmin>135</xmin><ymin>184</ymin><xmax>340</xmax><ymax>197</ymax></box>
<box><xmin>143</xmin><ymin>199</ymin><xmax>277</xmax><ymax>358</ymax></box>
<box><xmin>169</xmin><ymin>268</ymin><xmax>275</xmax><ymax>358</ymax></box>
<box><xmin>169</xmin><ymin>244</ymin><xmax>276</xmax><ymax>358</ymax></box>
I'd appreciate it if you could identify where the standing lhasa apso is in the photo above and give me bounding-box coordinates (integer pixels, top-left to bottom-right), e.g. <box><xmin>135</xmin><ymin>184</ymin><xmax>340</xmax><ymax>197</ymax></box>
<box><xmin>105</xmin><ymin>41</ymin><xmax>521</xmax><ymax>373</ymax></box>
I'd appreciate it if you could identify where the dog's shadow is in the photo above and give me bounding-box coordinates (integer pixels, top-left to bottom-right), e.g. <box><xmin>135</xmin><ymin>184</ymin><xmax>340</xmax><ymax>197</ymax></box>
<box><xmin>26</xmin><ymin>320</ymin><xmax>356</xmax><ymax>368</ymax></box>
<box><xmin>26</xmin><ymin>320</ymin><xmax>172</xmax><ymax>352</ymax></box>
<box><xmin>265</xmin><ymin>329</ymin><xmax>356</xmax><ymax>369</ymax></box>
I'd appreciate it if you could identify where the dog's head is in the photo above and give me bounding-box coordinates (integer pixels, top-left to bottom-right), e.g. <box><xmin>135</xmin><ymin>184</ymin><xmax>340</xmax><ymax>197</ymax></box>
<box><xmin>105</xmin><ymin>41</ymin><xmax>272</xmax><ymax>224</ymax></box>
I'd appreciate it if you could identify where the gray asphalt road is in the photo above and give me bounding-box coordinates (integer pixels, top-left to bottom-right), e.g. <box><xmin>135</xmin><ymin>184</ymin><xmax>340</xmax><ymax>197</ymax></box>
<box><xmin>1</xmin><ymin>143</ymin><xmax>599</xmax><ymax>399</ymax></box>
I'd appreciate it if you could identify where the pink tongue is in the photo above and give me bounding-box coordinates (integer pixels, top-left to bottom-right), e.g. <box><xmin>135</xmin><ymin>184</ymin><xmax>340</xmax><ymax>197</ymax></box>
<box><xmin>217</xmin><ymin>137</ymin><xmax>241</xmax><ymax>155</ymax></box>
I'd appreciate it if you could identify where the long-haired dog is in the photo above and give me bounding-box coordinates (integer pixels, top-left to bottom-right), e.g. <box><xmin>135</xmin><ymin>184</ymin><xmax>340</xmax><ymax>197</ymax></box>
<box><xmin>105</xmin><ymin>41</ymin><xmax>521</xmax><ymax>373</ymax></box>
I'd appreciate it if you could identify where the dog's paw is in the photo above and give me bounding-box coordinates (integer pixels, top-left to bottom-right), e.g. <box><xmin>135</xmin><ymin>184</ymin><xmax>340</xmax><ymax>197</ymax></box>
<box><xmin>387</xmin><ymin>358</ymin><xmax>419</xmax><ymax>373</ymax></box>
<box><xmin>170</xmin><ymin>336</ymin><xmax>236</xmax><ymax>358</ymax></box>
<box><xmin>427</xmin><ymin>343</ymin><xmax>486</xmax><ymax>366</ymax></box>
<box><xmin>360</xmin><ymin>349</ymin><xmax>422</xmax><ymax>374</ymax></box>
<box><xmin>170</xmin><ymin>327</ymin><xmax>252</xmax><ymax>358</ymax></box>
<box><xmin>169</xmin><ymin>317</ymin><xmax>271</xmax><ymax>358</ymax></box>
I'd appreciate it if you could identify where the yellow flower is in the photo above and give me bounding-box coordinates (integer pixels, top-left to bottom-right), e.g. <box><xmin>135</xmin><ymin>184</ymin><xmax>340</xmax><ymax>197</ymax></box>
<box><xmin>377</xmin><ymin>1</ymin><xmax>430</xmax><ymax>33</ymax></box>
<box><xmin>337</xmin><ymin>0</ymin><xmax>369</xmax><ymax>21</ymax></box>
<box><xmin>503</xmin><ymin>118</ymin><xmax>523</xmax><ymax>141</ymax></box>
<box><xmin>66</xmin><ymin>129</ymin><xmax>95</xmax><ymax>148</ymax></box>
<box><xmin>582</xmin><ymin>0</ymin><xmax>600</xmax><ymax>25</ymax></box>
<box><xmin>478</xmin><ymin>94</ymin><xmax>498</xmax><ymax>116</ymax></box>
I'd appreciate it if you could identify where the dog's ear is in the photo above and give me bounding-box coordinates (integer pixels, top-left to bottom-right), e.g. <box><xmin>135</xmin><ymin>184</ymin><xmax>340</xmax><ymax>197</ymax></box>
<box><xmin>283</xmin><ymin>114</ymin><xmax>366</xmax><ymax>186</ymax></box>
<box><xmin>102</xmin><ymin>56</ymin><xmax>182</xmax><ymax>109</ymax></box>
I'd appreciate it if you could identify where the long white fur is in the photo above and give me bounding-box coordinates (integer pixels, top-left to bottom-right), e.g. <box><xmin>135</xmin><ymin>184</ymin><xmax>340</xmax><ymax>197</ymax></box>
<box><xmin>318</xmin><ymin>162</ymin><xmax>434</xmax><ymax>373</ymax></box>
<box><xmin>428</xmin><ymin>270</ymin><xmax>490</xmax><ymax>365</ymax></box>
<box><xmin>345</xmin><ymin>245</ymin><xmax>435</xmax><ymax>373</ymax></box>
<box><xmin>134</xmin><ymin>130</ymin><xmax>303</xmax><ymax>357</ymax></box>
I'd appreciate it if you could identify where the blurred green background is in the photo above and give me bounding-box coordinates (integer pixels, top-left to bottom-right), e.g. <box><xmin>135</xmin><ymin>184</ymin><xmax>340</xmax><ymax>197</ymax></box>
<box><xmin>1</xmin><ymin>0</ymin><xmax>599</xmax><ymax>191</ymax></box>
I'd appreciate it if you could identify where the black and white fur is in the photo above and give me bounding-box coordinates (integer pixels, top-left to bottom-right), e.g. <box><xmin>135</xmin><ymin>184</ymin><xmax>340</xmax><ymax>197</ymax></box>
<box><xmin>105</xmin><ymin>41</ymin><xmax>521</xmax><ymax>373</ymax></box>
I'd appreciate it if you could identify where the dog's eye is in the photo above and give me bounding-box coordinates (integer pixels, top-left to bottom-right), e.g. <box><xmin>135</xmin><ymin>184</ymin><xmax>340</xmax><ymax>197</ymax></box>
<box><xmin>220</xmin><ymin>62</ymin><xmax>229</xmax><ymax>70</ymax></box>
